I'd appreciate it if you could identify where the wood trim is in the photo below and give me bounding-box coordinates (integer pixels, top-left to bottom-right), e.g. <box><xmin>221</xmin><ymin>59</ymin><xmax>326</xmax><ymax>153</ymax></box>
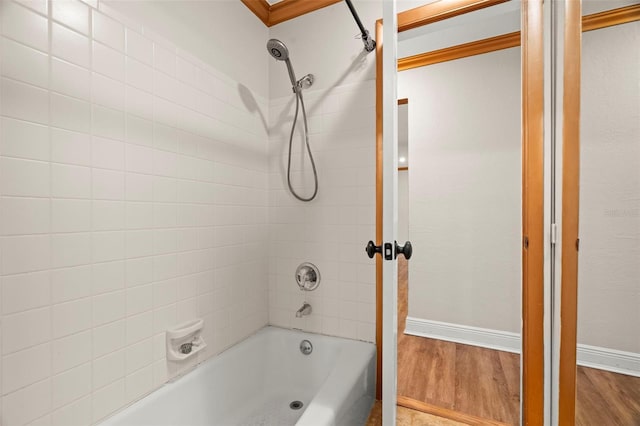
<box><xmin>241</xmin><ymin>0</ymin><xmax>341</xmax><ymax>27</ymax></box>
<box><xmin>583</xmin><ymin>3</ymin><xmax>640</xmax><ymax>32</ymax></box>
<box><xmin>240</xmin><ymin>0</ymin><xmax>270</xmax><ymax>26</ymax></box>
<box><xmin>521</xmin><ymin>1</ymin><xmax>545</xmax><ymax>424</ymax></box>
<box><xmin>398</xmin><ymin>98</ymin><xmax>408</xmax><ymax>105</ymax></box>
<box><xmin>268</xmin><ymin>0</ymin><xmax>341</xmax><ymax>27</ymax></box>
<box><xmin>397</xmin><ymin>396</ymin><xmax>512</xmax><ymax>426</ymax></box>
<box><xmin>398</xmin><ymin>31</ymin><xmax>520</xmax><ymax>71</ymax></box>
<box><xmin>398</xmin><ymin>166</ymin><xmax>408</xmax><ymax>171</ymax></box>
<box><xmin>375</xmin><ymin>18</ymin><xmax>383</xmax><ymax>401</ymax></box>
<box><xmin>398</xmin><ymin>0</ymin><xmax>509</xmax><ymax>33</ymax></box>
<box><xmin>397</xmin><ymin>5</ymin><xmax>640</xmax><ymax>72</ymax></box>
<box><xmin>558</xmin><ymin>0</ymin><xmax>582</xmax><ymax>424</ymax></box>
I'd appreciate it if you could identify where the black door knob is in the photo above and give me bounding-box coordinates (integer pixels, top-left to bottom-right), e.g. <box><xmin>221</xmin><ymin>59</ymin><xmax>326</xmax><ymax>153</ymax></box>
<box><xmin>365</xmin><ymin>240</ymin><xmax>382</xmax><ymax>259</ymax></box>
<box><xmin>395</xmin><ymin>241</ymin><xmax>412</xmax><ymax>260</ymax></box>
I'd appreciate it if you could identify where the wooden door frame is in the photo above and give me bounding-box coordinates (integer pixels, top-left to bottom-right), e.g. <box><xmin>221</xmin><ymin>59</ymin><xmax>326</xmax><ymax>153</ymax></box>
<box><xmin>557</xmin><ymin>3</ymin><xmax>640</xmax><ymax>425</ymax></box>
<box><xmin>374</xmin><ymin>0</ymin><xmax>546</xmax><ymax>422</ymax></box>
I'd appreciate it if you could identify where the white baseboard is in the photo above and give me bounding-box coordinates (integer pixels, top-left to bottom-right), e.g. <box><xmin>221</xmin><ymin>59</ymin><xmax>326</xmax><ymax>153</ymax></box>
<box><xmin>405</xmin><ymin>317</ymin><xmax>640</xmax><ymax>377</ymax></box>
<box><xmin>404</xmin><ymin>317</ymin><xmax>520</xmax><ymax>353</ymax></box>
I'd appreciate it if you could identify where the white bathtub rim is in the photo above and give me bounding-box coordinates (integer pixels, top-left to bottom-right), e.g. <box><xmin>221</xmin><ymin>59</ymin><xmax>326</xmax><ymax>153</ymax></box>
<box><xmin>98</xmin><ymin>325</ymin><xmax>374</xmax><ymax>426</ymax></box>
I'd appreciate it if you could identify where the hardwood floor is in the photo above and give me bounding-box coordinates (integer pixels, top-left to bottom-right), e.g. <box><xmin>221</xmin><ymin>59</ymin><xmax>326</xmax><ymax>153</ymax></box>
<box><xmin>396</xmin><ymin>257</ymin><xmax>520</xmax><ymax>425</ymax></box>
<box><xmin>396</xmin><ymin>257</ymin><xmax>640</xmax><ymax>425</ymax></box>
<box><xmin>576</xmin><ymin>366</ymin><xmax>640</xmax><ymax>425</ymax></box>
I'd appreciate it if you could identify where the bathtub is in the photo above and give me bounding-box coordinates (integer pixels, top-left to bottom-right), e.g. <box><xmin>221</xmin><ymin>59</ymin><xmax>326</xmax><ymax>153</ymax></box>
<box><xmin>100</xmin><ymin>326</ymin><xmax>376</xmax><ymax>426</ymax></box>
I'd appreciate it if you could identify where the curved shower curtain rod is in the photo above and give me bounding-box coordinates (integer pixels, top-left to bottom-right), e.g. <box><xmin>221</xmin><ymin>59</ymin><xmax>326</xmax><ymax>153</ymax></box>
<box><xmin>344</xmin><ymin>0</ymin><xmax>376</xmax><ymax>52</ymax></box>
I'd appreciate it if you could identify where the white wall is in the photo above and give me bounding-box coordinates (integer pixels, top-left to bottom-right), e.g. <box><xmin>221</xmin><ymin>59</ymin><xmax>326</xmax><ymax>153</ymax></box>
<box><xmin>398</xmin><ymin>171</ymin><xmax>409</xmax><ymax>244</ymax></box>
<box><xmin>0</xmin><ymin>0</ymin><xmax>269</xmax><ymax>424</ymax></box>
<box><xmin>578</xmin><ymin>21</ymin><xmax>640</xmax><ymax>354</ymax></box>
<box><xmin>398</xmin><ymin>47</ymin><xmax>522</xmax><ymax>333</ymax></box>
<box><xmin>266</xmin><ymin>0</ymin><xmax>381</xmax><ymax>342</ymax></box>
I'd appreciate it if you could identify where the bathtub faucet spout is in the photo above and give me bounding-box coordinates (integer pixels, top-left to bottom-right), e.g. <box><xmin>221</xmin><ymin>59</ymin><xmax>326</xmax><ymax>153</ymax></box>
<box><xmin>296</xmin><ymin>302</ymin><xmax>312</xmax><ymax>318</ymax></box>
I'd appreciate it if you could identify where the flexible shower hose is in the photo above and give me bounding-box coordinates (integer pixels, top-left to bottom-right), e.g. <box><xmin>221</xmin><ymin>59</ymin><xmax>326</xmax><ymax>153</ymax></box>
<box><xmin>287</xmin><ymin>88</ymin><xmax>318</xmax><ymax>202</ymax></box>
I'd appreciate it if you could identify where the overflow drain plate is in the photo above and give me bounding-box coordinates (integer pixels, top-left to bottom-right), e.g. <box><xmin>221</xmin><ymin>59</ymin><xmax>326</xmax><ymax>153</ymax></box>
<box><xmin>289</xmin><ymin>401</ymin><xmax>304</xmax><ymax>410</ymax></box>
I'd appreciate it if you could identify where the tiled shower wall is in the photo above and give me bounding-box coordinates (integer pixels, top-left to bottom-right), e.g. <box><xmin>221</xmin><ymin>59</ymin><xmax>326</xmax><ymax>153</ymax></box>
<box><xmin>267</xmin><ymin>82</ymin><xmax>377</xmax><ymax>342</ymax></box>
<box><xmin>0</xmin><ymin>0</ymin><xmax>269</xmax><ymax>424</ymax></box>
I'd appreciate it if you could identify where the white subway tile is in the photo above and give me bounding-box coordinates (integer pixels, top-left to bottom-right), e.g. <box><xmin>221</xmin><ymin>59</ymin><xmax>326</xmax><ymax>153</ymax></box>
<box><xmin>126</xmin><ymin>283</ymin><xmax>152</xmax><ymax>315</ymax></box>
<box><xmin>153</xmin><ymin>123</ymin><xmax>178</xmax><ymax>152</ymax></box>
<box><xmin>1</xmin><ymin>234</ymin><xmax>50</xmax><ymax>275</ymax></box>
<box><xmin>51</xmin><ymin>199</ymin><xmax>91</xmax><ymax>233</ymax></box>
<box><xmin>153</xmin><ymin>203</ymin><xmax>177</xmax><ymax>229</ymax></box>
<box><xmin>92</xmin><ymin>231</ymin><xmax>125</xmax><ymax>262</ymax></box>
<box><xmin>125</xmin><ymin>29</ymin><xmax>152</xmax><ymax>65</ymax></box>
<box><xmin>92</xmin><ymin>136</ymin><xmax>125</xmax><ymax>170</ymax></box>
<box><xmin>92</xmin><ymin>261</ymin><xmax>124</xmax><ymax>295</ymax></box>
<box><xmin>153</xmin><ymin>44</ymin><xmax>175</xmax><ymax>77</ymax></box>
<box><xmin>51</xmin><ymin>232</ymin><xmax>91</xmax><ymax>268</ymax></box>
<box><xmin>125</xmin><ymin>85</ymin><xmax>154</xmax><ymax>121</ymax></box>
<box><xmin>93</xmin><ymin>200</ymin><xmax>125</xmax><ymax>231</ymax></box>
<box><xmin>152</xmin><ymin>177</ymin><xmax>177</xmax><ymax>203</ymax></box>
<box><xmin>2</xmin><ymin>378</ymin><xmax>51</xmax><ymax>425</ymax></box>
<box><xmin>125</xmin><ymin>172</ymin><xmax>153</xmax><ymax>201</ymax></box>
<box><xmin>153</xmin><ymin>254</ymin><xmax>177</xmax><ymax>282</ymax></box>
<box><xmin>51</xmin><ymin>265</ymin><xmax>91</xmax><ymax>304</ymax></box>
<box><xmin>125</xmin><ymin>143</ymin><xmax>153</xmax><ymax>174</ymax></box>
<box><xmin>52</xmin><ymin>362</ymin><xmax>91</xmax><ymax>409</ymax></box>
<box><xmin>153</xmin><ymin>278</ymin><xmax>176</xmax><ymax>308</ymax></box>
<box><xmin>125</xmin><ymin>365</ymin><xmax>153</xmax><ymax>401</ymax></box>
<box><xmin>125</xmin><ymin>257</ymin><xmax>153</xmax><ymax>287</ymax></box>
<box><xmin>2</xmin><ymin>342</ymin><xmax>50</xmax><ymax>394</ymax></box>
<box><xmin>92</xmin><ymin>379</ymin><xmax>125</xmax><ymax>423</ymax></box>
<box><xmin>14</xmin><ymin>0</ymin><xmax>47</xmax><ymax>15</ymax></box>
<box><xmin>0</xmin><ymin>117</ymin><xmax>49</xmax><ymax>161</ymax></box>
<box><xmin>51</xmin><ymin>128</ymin><xmax>91</xmax><ymax>166</ymax></box>
<box><xmin>52</xmin><ymin>57</ymin><xmax>90</xmax><ymax>100</ymax></box>
<box><xmin>51</xmin><ymin>395</ymin><xmax>91</xmax><ymax>426</ymax></box>
<box><xmin>92</xmin><ymin>289</ymin><xmax>126</xmax><ymax>326</ymax></box>
<box><xmin>1</xmin><ymin>196</ymin><xmax>50</xmax><ymax>235</ymax></box>
<box><xmin>0</xmin><ymin>157</ymin><xmax>49</xmax><ymax>197</ymax></box>
<box><xmin>1</xmin><ymin>78</ymin><xmax>48</xmax><ymax>124</ymax></box>
<box><xmin>0</xmin><ymin>1</ymin><xmax>48</xmax><ymax>52</ymax></box>
<box><xmin>52</xmin><ymin>297</ymin><xmax>91</xmax><ymax>338</ymax></box>
<box><xmin>125</xmin><ymin>114</ymin><xmax>153</xmax><ymax>146</ymax></box>
<box><xmin>93</xmin><ymin>41</ymin><xmax>125</xmax><ymax>81</ymax></box>
<box><xmin>52</xmin><ymin>329</ymin><xmax>91</xmax><ymax>373</ymax></box>
<box><xmin>92</xmin><ymin>319</ymin><xmax>125</xmax><ymax>358</ymax></box>
<box><xmin>92</xmin><ymin>73</ymin><xmax>125</xmax><ymax>111</ymax></box>
<box><xmin>93</xmin><ymin>105</ymin><xmax>125</xmax><ymax>140</ymax></box>
<box><xmin>51</xmin><ymin>164</ymin><xmax>91</xmax><ymax>198</ymax></box>
<box><xmin>125</xmin><ymin>202</ymin><xmax>153</xmax><ymax>229</ymax></box>
<box><xmin>51</xmin><ymin>93</ymin><xmax>92</xmax><ymax>133</ymax></box>
<box><xmin>152</xmin><ymin>303</ymin><xmax>176</xmax><ymax>334</ymax></box>
<box><xmin>2</xmin><ymin>306</ymin><xmax>51</xmax><ymax>354</ymax></box>
<box><xmin>93</xmin><ymin>12</ymin><xmax>124</xmax><ymax>51</ymax></box>
<box><xmin>153</xmin><ymin>150</ymin><xmax>177</xmax><ymax>177</ymax></box>
<box><xmin>125</xmin><ymin>57</ymin><xmax>153</xmax><ymax>93</ymax></box>
<box><xmin>126</xmin><ymin>311</ymin><xmax>153</xmax><ymax>344</ymax></box>
<box><xmin>125</xmin><ymin>338</ymin><xmax>152</xmax><ymax>374</ymax></box>
<box><xmin>176</xmin><ymin>56</ymin><xmax>196</xmax><ymax>84</ymax></box>
<box><xmin>92</xmin><ymin>349</ymin><xmax>124</xmax><ymax>389</ymax></box>
<box><xmin>126</xmin><ymin>230</ymin><xmax>154</xmax><ymax>258</ymax></box>
<box><xmin>1</xmin><ymin>270</ymin><xmax>50</xmax><ymax>314</ymax></box>
<box><xmin>1</xmin><ymin>37</ymin><xmax>49</xmax><ymax>88</ymax></box>
<box><xmin>93</xmin><ymin>169</ymin><xmax>125</xmax><ymax>200</ymax></box>
<box><xmin>51</xmin><ymin>0</ymin><xmax>89</xmax><ymax>35</ymax></box>
<box><xmin>152</xmin><ymin>358</ymin><xmax>168</xmax><ymax>387</ymax></box>
<box><xmin>52</xmin><ymin>22</ymin><xmax>90</xmax><ymax>68</ymax></box>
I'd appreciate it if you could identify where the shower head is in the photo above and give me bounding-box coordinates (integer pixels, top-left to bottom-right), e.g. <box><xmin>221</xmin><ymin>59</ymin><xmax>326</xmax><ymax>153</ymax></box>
<box><xmin>267</xmin><ymin>39</ymin><xmax>289</xmax><ymax>61</ymax></box>
<box><xmin>267</xmin><ymin>39</ymin><xmax>298</xmax><ymax>92</ymax></box>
